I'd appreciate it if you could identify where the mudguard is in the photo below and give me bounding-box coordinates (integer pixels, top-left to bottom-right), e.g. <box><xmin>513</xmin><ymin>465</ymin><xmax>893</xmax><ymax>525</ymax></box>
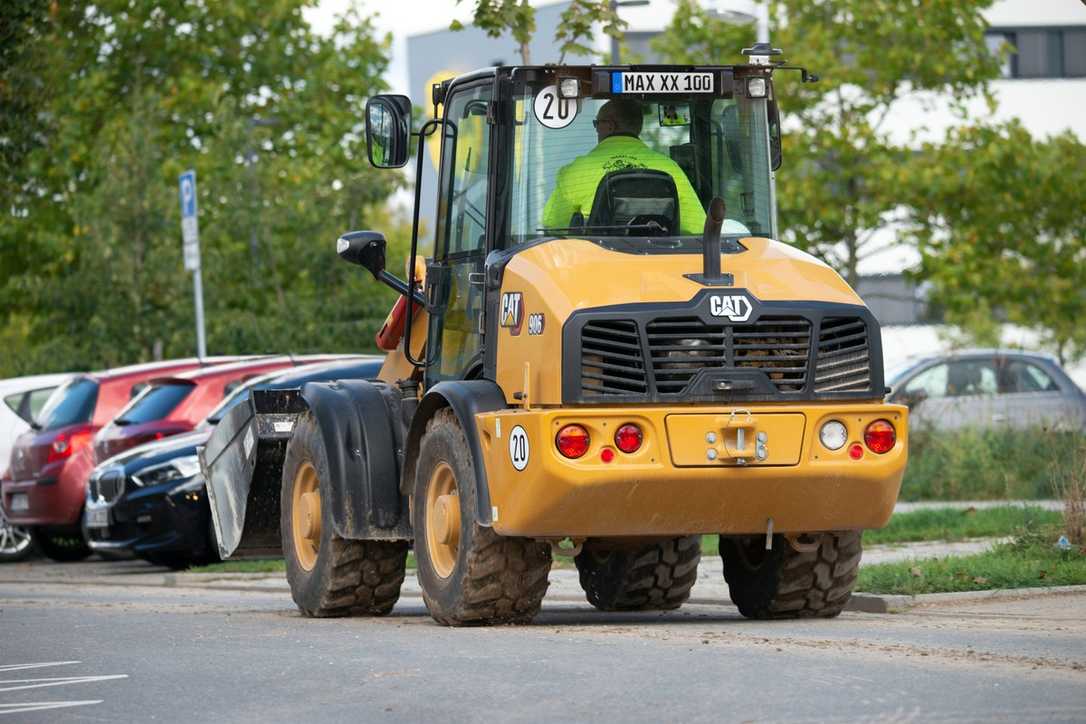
<box><xmin>201</xmin><ymin>382</ymin><xmax>410</xmax><ymax>559</ymax></box>
<box><xmin>402</xmin><ymin>380</ymin><xmax>508</xmax><ymax>527</ymax></box>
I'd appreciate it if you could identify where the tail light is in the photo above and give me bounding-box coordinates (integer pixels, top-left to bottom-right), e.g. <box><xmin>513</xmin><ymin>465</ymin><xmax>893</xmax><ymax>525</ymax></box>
<box><xmin>614</xmin><ymin>423</ymin><xmax>643</xmax><ymax>454</ymax></box>
<box><xmin>46</xmin><ymin>426</ymin><xmax>96</xmax><ymax>464</ymax></box>
<box><xmin>556</xmin><ymin>425</ymin><xmax>590</xmax><ymax>459</ymax></box>
<box><xmin>864</xmin><ymin>420</ymin><xmax>896</xmax><ymax>454</ymax></box>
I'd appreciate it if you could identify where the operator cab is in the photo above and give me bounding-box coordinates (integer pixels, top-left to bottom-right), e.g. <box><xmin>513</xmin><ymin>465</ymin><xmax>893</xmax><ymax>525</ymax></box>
<box><xmin>354</xmin><ymin>55</ymin><xmax>809</xmax><ymax>383</ymax></box>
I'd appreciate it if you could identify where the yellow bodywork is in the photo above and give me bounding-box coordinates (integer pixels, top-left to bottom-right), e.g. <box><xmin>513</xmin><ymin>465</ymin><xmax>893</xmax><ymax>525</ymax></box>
<box><xmin>476</xmin><ymin>403</ymin><xmax>907</xmax><ymax>538</ymax></box>
<box><xmin>494</xmin><ymin>236</ymin><xmax>861</xmax><ymax>405</ymax></box>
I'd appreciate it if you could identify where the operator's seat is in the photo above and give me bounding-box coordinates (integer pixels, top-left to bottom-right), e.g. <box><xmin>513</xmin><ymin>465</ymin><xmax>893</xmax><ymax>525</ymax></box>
<box><xmin>585</xmin><ymin>169</ymin><xmax>679</xmax><ymax>236</ymax></box>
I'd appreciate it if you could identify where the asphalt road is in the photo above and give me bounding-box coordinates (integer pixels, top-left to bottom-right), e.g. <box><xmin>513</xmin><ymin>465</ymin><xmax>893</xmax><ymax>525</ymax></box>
<box><xmin>1</xmin><ymin>565</ymin><xmax>1084</xmax><ymax>723</ymax></box>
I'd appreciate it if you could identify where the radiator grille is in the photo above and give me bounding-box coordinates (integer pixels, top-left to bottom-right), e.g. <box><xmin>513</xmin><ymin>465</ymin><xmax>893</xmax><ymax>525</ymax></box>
<box><xmin>91</xmin><ymin>468</ymin><xmax>126</xmax><ymax>503</ymax></box>
<box><xmin>815</xmin><ymin>317</ymin><xmax>872</xmax><ymax>393</ymax></box>
<box><xmin>580</xmin><ymin>319</ymin><xmax>647</xmax><ymax>397</ymax></box>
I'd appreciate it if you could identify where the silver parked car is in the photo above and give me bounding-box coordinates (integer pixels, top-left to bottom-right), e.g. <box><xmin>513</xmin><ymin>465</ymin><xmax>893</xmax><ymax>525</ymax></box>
<box><xmin>887</xmin><ymin>350</ymin><xmax>1086</xmax><ymax>431</ymax></box>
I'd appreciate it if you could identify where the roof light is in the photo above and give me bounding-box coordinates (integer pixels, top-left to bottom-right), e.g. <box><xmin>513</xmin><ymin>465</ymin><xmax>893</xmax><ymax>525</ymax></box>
<box><xmin>747</xmin><ymin>77</ymin><xmax>767</xmax><ymax>98</ymax></box>
<box><xmin>558</xmin><ymin>77</ymin><xmax>580</xmax><ymax>99</ymax></box>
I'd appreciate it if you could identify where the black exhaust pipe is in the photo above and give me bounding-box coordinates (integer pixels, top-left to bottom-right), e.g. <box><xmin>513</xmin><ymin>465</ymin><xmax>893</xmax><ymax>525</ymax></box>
<box><xmin>685</xmin><ymin>196</ymin><xmax>733</xmax><ymax>286</ymax></box>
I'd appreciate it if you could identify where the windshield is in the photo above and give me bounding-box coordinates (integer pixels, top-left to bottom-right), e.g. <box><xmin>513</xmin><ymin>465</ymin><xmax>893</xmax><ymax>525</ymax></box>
<box><xmin>36</xmin><ymin>377</ymin><xmax>98</xmax><ymax>431</ymax></box>
<box><xmin>114</xmin><ymin>382</ymin><xmax>194</xmax><ymax>426</ymax></box>
<box><xmin>508</xmin><ymin>78</ymin><xmax>772</xmax><ymax>250</ymax></box>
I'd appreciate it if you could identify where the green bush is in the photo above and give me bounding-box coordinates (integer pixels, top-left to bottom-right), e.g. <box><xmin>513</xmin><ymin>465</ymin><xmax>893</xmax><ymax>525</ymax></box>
<box><xmin>900</xmin><ymin>427</ymin><xmax>1085</xmax><ymax>501</ymax></box>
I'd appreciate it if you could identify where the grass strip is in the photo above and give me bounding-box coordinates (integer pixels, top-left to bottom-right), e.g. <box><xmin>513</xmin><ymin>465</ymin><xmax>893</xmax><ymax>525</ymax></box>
<box><xmin>862</xmin><ymin>506</ymin><xmax>1060</xmax><ymax>545</ymax></box>
<box><xmin>856</xmin><ymin>536</ymin><xmax>1086</xmax><ymax>595</ymax></box>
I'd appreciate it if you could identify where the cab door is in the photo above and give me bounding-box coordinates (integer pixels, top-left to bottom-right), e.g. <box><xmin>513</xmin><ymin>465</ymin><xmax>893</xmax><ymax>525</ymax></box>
<box><xmin>425</xmin><ymin>81</ymin><xmax>494</xmax><ymax>385</ymax></box>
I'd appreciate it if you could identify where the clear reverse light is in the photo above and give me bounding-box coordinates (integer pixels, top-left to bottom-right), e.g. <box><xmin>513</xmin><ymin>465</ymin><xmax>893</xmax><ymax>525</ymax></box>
<box><xmin>819</xmin><ymin>420</ymin><xmax>848</xmax><ymax>451</ymax></box>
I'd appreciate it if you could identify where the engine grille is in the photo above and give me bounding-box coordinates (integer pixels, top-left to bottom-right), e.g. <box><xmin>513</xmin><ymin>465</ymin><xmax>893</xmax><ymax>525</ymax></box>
<box><xmin>91</xmin><ymin>468</ymin><xmax>127</xmax><ymax>503</ymax></box>
<box><xmin>646</xmin><ymin>316</ymin><xmax>811</xmax><ymax>395</ymax></box>
<box><xmin>815</xmin><ymin>317</ymin><xmax>872</xmax><ymax>393</ymax></box>
<box><xmin>580</xmin><ymin>319</ymin><xmax>647</xmax><ymax>397</ymax></box>
<box><xmin>567</xmin><ymin>300</ymin><xmax>880</xmax><ymax>403</ymax></box>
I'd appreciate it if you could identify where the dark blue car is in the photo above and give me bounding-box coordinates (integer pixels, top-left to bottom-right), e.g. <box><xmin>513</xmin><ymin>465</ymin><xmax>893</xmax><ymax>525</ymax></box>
<box><xmin>84</xmin><ymin>357</ymin><xmax>383</xmax><ymax>568</ymax></box>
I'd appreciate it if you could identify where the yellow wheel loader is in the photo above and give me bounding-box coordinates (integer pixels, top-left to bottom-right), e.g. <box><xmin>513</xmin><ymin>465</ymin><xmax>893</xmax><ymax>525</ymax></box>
<box><xmin>200</xmin><ymin>45</ymin><xmax>908</xmax><ymax>625</ymax></box>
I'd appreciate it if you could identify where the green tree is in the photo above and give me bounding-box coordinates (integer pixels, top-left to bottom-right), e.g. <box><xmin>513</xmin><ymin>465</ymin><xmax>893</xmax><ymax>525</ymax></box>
<box><xmin>902</xmin><ymin>122</ymin><xmax>1086</xmax><ymax>365</ymax></box>
<box><xmin>0</xmin><ymin>1</ymin><xmax>403</xmax><ymax>376</ymax></box>
<box><xmin>652</xmin><ymin>0</ymin><xmax>1002</xmax><ymax>286</ymax></box>
<box><xmin>452</xmin><ymin>0</ymin><xmax>626</xmax><ymax>64</ymax></box>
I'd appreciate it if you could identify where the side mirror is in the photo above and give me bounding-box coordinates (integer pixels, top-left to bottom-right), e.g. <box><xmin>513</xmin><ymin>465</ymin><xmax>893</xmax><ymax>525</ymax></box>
<box><xmin>767</xmin><ymin>99</ymin><xmax>782</xmax><ymax>171</ymax></box>
<box><xmin>336</xmin><ymin>230</ymin><xmax>424</xmax><ymax>307</ymax></box>
<box><xmin>365</xmin><ymin>95</ymin><xmax>412</xmax><ymax>169</ymax></box>
<box><xmin>336</xmin><ymin>231</ymin><xmax>386</xmax><ymax>280</ymax></box>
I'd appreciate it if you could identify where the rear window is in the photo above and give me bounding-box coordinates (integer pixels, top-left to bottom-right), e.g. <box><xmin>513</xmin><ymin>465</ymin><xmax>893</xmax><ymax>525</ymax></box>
<box><xmin>115</xmin><ymin>383</ymin><xmax>194</xmax><ymax>425</ymax></box>
<box><xmin>36</xmin><ymin>378</ymin><xmax>99</xmax><ymax>430</ymax></box>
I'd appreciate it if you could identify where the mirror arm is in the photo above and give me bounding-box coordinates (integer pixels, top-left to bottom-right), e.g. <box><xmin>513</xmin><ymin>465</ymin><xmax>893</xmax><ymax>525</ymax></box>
<box><xmin>375</xmin><ymin>270</ymin><xmax>427</xmax><ymax>308</ymax></box>
<box><xmin>402</xmin><ymin>118</ymin><xmax>444</xmax><ymax>369</ymax></box>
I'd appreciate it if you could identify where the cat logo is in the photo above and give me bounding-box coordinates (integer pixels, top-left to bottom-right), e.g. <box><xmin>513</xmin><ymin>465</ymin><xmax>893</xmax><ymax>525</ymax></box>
<box><xmin>708</xmin><ymin>294</ymin><xmax>753</xmax><ymax>322</ymax></box>
<box><xmin>500</xmin><ymin>292</ymin><xmax>524</xmax><ymax>335</ymax></box>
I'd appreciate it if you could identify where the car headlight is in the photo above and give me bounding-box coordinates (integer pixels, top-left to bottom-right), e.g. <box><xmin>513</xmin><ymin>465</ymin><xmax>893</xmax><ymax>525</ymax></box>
<box><xmin>172</xmin><ymin>455</ymin><xmax>202</xmax><ymax>479</ymax></box>
<box><xmin>138</xmin><ymin>455</ymin><xmax>202</xmax><ymax>487</ymax></box>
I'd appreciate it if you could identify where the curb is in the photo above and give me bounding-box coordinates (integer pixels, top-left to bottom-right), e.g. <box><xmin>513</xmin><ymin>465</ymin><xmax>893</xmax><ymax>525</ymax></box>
<box><xmin>846</xmin><ymin>584</ymin><xmax>1086</xmax><ymax>613</ymax></box>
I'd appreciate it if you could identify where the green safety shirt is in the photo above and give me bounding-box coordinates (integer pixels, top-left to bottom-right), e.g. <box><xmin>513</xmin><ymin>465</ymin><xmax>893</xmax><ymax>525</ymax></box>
<box><xmin>541</xmin><ymin>134</ymin><xmax>707</xmax><ymax>235</ymax></box>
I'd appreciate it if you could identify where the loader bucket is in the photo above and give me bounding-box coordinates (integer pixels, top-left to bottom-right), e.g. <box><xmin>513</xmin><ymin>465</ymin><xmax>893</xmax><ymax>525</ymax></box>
<box><xmin>200</xmin><ymin>388</ymin><xmax>307</xmax><ymax>558</ymax></box>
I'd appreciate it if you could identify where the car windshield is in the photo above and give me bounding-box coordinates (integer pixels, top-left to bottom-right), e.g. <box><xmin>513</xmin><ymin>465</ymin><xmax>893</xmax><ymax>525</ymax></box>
<box><xmin>507</xmin><ymin>74</ymin><xmax>772</xmax><ymax>250</ymax></box>
<box><xmin>114</xmin><ymin>382</ymin><xmax>194</xmax><ymax>425</ymax></box>
<box><xmin>35</xmin><ymin>377</ymin><xmax>98</xmax><ymax>431</ymax></box>
<box><xmin>203</xmin><ymin>384</ymin><xmax>261</xmax><ymax>426</ymax></box>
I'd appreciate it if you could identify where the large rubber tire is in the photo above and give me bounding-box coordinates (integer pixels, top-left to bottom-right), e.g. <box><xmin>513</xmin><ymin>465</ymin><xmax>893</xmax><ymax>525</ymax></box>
<box><xmin>719</xmin><ymin>532</ymin><xmax>862</xmax><ymax>619</ymax></box>
<box><xmin>281</xmin><ymin>412</ymin><xmax>408</xmax><ymax>618</ymax></box>
<box><xmin>413</xmin><ymin>409</ymin><xmax>552</xmax><ymax>626</ymax></box>
<box><xmin>574</xmin><ymin>536</ymin><xmax>701</xmax><ymax>611</ymax></box>
<box><xmin>35</xmin><ymin>527</ymin><xmax>91</xmax><ymax>562</ymax></box>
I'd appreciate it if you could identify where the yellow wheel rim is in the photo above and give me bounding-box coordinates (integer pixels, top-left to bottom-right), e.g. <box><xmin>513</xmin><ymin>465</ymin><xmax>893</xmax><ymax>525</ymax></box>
<box><xmin>425</xmin><ymin>461</ymin><xmax>460</xmax><ymax>579</ymax></box>
<box><xmin>291</xmin><ymin>462</ymin><xmax>322</xmax><ymax>571</ymax></box>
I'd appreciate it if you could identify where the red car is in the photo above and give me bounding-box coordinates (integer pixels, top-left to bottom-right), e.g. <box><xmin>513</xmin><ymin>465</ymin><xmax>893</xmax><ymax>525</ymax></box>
<box><xmin>92</xmin><ymin>355</ymin><xmax>347</xmax><ymax>465</ymax></box>
<box><xmin>2</xmin><ymin>357</ymin><xmax>246</xmax><ymax>561</ymax></box>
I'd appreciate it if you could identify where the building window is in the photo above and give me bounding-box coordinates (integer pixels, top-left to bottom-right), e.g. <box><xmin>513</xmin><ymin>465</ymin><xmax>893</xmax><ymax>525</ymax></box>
<box><xmin>987</xmin><ymin>27</ymin><xmax>1086</xmax><ymax>79</ymax></box>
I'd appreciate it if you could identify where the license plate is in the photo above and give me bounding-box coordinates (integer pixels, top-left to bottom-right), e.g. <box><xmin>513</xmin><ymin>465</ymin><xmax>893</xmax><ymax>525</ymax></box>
<box><xmin>86</xmin><ymin>507</ymin><xmax>109</xmax><ymax>529</ymax></box>
<box><xmin>10</xmin><ymin>494</ymin><xmax>28</xmax><ymax>512</ymax></box>
<box><xmin>612</xmin><ymin>71</ymin><xmax>714</xmax><ymax>94</ymax></box>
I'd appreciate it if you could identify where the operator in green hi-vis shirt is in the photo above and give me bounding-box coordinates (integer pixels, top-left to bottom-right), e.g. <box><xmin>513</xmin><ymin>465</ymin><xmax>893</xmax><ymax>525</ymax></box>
<box><xmin>541</xmin><ymin>98</ymin><xmax>707</xmax><ymax>235</ymax></box>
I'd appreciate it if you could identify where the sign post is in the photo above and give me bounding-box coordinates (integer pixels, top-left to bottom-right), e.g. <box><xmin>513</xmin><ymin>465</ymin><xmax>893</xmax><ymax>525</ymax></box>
<box><xmin>178</xmin><ymin>170</ymin><xmax>207</xmax><ymax>359</ymax></box>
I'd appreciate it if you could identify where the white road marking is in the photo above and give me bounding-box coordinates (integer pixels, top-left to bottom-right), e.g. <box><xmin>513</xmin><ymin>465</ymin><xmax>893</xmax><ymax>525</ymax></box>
<box><xmin>0</xmin><ymin>700</ymin><xmax>103</xmax><ymax>716</ymax></box>
<box><xmin>0</xmin><ymin>662</ymin><xmax>79</xmax><ymax>673</ymax></box>
<box><xmin>0</xmin><ymin>674</ymin><xmax>128</xmax><ymax>693</ymax></box>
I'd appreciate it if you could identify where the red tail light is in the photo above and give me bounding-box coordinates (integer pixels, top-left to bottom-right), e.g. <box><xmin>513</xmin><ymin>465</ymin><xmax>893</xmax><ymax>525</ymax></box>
<box><xmin>46</xmin><ymin>426</ymin><xmax>96</xmax><ymax>464</ymax></box>
<box><xmin>556</xmin><ymin>425</ymin><xmax>590</xmax><ymax>459</ymax></box>
<box><xmin>614</xmin><ymin>423</ymin><xmax>643</xmax><ymax>454</ymax></box>
<box><xmin>864</xmin><ymin>420</ymin><xmax>896</xmax><ymax>454</ymax></box>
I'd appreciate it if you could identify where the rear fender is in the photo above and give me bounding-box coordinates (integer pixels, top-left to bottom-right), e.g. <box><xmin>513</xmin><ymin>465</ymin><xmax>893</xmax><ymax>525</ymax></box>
<box><xmin>402</xmin><ymin>380</ymin><xmax>508</xmax><ymax>526</ymax></box>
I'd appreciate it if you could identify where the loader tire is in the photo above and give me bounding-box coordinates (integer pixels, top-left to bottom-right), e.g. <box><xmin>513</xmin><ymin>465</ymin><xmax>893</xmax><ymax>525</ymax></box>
<box><xmin>413</xmin><ymin>409</ymin><xmax>551</xmax><ymax>626</ymax></box>
<box><xmin>574</xmin><ymin>536</ymin><xmax>701</xmax><ymax>611</ymax></box>
<box><xmin>719</xmin><ymin>532</ymin><xmax>861</xmax><ymax>619</ymax></box>
<box><xmin>281</xmin><ymin>412</ymin><xmax>408</xmax><ymax>618</ymax></box>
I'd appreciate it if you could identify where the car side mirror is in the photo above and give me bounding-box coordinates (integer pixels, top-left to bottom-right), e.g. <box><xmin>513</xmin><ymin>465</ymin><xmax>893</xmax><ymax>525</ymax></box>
<box><xmin>365</xmin><ymin>94</ymin><xmax>412</xmax><ymax>169</ymax></box>
<box><xmin>767</xmin><ymin>99</ymin><xmax>782</xmax><ymax>171</ymax></box>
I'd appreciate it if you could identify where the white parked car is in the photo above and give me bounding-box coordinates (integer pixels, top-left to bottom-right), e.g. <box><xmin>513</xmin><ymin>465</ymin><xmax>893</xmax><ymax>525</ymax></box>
<box><xmin>1</xmin><ymin>373</ymin><xmax>73</xmax><ymax>562</ymax></box>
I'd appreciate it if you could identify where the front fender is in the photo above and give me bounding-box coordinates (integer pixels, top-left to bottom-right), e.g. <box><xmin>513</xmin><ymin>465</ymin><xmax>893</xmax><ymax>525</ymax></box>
<box><xmin>301</xmin><ymin>380</ymin><xmax>410</xmax><ymax>538</ymax></box>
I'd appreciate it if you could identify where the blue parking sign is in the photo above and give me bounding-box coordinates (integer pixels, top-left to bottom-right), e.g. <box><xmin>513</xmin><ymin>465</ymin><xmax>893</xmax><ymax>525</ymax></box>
<box><xmin>178</xmin><ymin>170</ymin><xmax>200</xmax><ymax>271</ymax></box>
<box><xmin>179</xmin><ymin>170</ymin><xmax>197</xmax><ymax>219</ymax></box>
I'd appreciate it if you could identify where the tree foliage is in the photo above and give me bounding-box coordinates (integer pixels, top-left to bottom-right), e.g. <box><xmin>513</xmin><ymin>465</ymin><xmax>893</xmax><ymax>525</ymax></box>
<box><xmin>452</xmin><ymin>0</ymin><xmax>626</xmax><ymax>64</ymax></box>
<box><xmin>0</xmin><ymin>0</ymin><xmax>406</xmax><ymax>377</ymax></box>
<box><xmin>653</xmin><ymin>0</ymin><xmax>1001</xmax><ymax>285</ymax></box>
<box><xmin>902</xmin><ymin>122</ymin><xmax>1086</xmax><ymax>364</ymax></box>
